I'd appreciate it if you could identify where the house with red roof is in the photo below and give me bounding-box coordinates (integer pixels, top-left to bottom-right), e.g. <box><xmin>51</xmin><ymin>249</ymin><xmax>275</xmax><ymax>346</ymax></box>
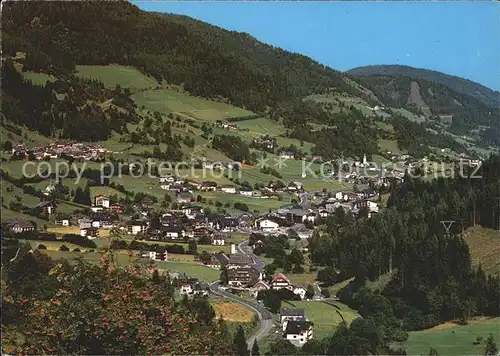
<box><xmin>271</xmin><ymin>273</ymin><xmax>292</xmax><ymax>290</ymax></box>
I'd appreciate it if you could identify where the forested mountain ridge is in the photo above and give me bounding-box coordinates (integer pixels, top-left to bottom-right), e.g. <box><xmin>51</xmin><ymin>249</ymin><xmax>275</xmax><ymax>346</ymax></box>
<box><xmin>348</xmin><ymin>64</ymin><xmax>500</xmax><ymax>108</ymax></box>
<box><xmin>2</xmin><ymin>1</ymin><xmax>371</xmax><ymax>113</ymax></box>
<box><xmin>347</xmin><ymin>73</ymin><xmax>499</xmax><ymax>136</ymax></box>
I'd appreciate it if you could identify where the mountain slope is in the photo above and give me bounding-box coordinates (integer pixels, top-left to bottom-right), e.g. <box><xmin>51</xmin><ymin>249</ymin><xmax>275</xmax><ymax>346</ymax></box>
<box><xmin>348</xmin><ymin>64</ymin><xmax>500</xmax><ymax>108</ymax></box>
<box><xmin>346</xmin><ymin>73</ymin><xmax>499</xmax><ymax>135</ymax></box>
<box><xmin>2</xmin><ymin>1</ymin><xmax>368</xmax><ymax>113</ymax></box>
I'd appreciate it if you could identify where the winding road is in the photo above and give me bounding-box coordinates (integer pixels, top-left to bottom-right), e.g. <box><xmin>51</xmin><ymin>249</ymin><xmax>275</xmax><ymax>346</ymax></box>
<box><xmin>209</xmin><ymin>239</ymin><xmax>273</xmax><ymax>348</ymax></box>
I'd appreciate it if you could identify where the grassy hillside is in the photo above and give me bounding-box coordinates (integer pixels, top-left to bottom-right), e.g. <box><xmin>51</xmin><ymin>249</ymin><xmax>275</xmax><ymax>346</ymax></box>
<box><xmin>348</xmin><ymin>64</ymin><xmax>500</xmax><ymax>108</ymax></box>
<box><xmin>395</xmin><ymin>317</ymin><xmax>500</xmax><ymax>356</ymax></box>
<box><xmin>464</xmin><ymin>226</ymin><xmax>500</xmax><ymax>276</ymax></box>
<box><xmin>76</xmin><ymin>65</ymin><xmax>159</xmax><ymax>91</ymax></box>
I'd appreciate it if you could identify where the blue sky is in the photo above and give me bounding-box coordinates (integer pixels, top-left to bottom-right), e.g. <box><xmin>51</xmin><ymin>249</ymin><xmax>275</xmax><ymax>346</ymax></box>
<box><xmin>133</xmin><ymin>1</ymin><xmax>500</xmax><ymax>91</ymax></box>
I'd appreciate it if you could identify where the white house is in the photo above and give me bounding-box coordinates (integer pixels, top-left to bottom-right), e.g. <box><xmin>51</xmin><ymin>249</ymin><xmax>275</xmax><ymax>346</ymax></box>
<box><xmin>293</xmin><ymin>286</ymin><xmax>307</xmax><ymax>300</ymax></box>
<box><xmin>284</xmin><ymin>320</ymin><xmax>313</xmax><ymax>347</ymax></box>
<box><xmin>334</xmin><ymin>191</ymin><xmax>344</xmax><ymax>201</ymax></box>
<box><xmin>280</xmin><ymin>151</ymin><xmax>295</xmax><ymax>159</ymax></box>
<box><xmin>180</xmin><ymin>284</ymin><xmax>193</xmax><ymax>295</ymax></box>
<box><xmin>90</xmin><ymin>206</ymin><xmax>103</xmax><ymax>213</ymax></box>
<box><xmin>128</xmin><ymin>221</ymin><xmax>148</xmax><ymax>235</ymax></box>
<box><xmin>164</xmin><ymin>228</ymin><xmax>184</xmax><ymax>240</ymax></box>
<box><xmin>221</xmin><ymin>185</ymin><xmax>237</xmax><ymax>194</ymax></box>
<box><xmin>302</xmin><ymin>212</ymin><xmax>317</xmax><ymax>223</ymax></box>
<box><xmin>255</xmin><ymin>218</ymin><xmax>279</xmax><ymax>233</ymax></box>
<box><xmin>95</xmin><ymin>195</ymin><xmax>110</xmax><ymax>209</ymax></box>
<box><xmin>239</xmin><ymin>188</ymin><xmax>253</xmax><ymax>197</ymax></box>
<box><xmin>211</xmin><ymin>235</ymin><xmax>226</xmax><ymax>246</ymax></box>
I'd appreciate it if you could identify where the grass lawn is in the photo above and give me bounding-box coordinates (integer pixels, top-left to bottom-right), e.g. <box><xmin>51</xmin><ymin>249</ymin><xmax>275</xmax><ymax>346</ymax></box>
<box><xmin>1</xmin><ymin>209</ymin><xmax>56</xmax><ymax>228</ymax></box>
<box><xmin>236</xmin><ymin>117</ymin><xmax>286</xmax><ymax>137</ymax></box>
<box><xmin>132</xmin><ymin>88</ymin><xmax>253</xmax><ymax>122</ymax></box>
<box><xmin>76</xmin><ymin>65</ymin><xmax>158</xmax><ymax>91</ymax></box>
<box><xmin>46</xmin><ymin>226</ymin><xmax>111</xmax><ymax>238</ymax></box>
<box><xmin>396</xmin><ymin>317</ymin><xmax>500</xmax><ymax>356</ymax></box>
<box><xmin>283</xmin><ymin>300</ymin><xmax>359</xmax><ymax>340</ymax></box>
<box><xmin>392</xmin><ymin>108</ymin><xmax>425</xmax><ymax>123</ymax></box>
<box><xmin>89</xmin><ymin>186</ymin><xmax>126</xmax><ymax>201</ymax></box>
<box><xmin>156</xmin><ymin>260</ymin><xmax>221</xmax><ymax>282</ymax></box>
<box><xmin>22</xmin><ymin>71</ymin><xmax>56</xmax><ymax>86</ymax></box>
<box><xmin>378</xmin><ymin>139</ymin><xmax>404</xmax><ymax>155</ymax></box>
<box><xmin>464</xmin><ymin>226</ymin><xmax>500</xmax><ymax>276</ymax></box>
<box><xmin>120</xmin><ymin>235</ymin><xmax>231</xmax><ymax>254</ymax></box>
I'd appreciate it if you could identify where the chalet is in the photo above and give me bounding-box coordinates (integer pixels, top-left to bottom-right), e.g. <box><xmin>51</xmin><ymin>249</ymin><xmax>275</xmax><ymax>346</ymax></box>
<box><xmin>180</xmin><ymin>284</ymin><xmax>193</xmax><ymax>295</ymax></box>
<box><xmin>279</xmin><ymin>150</ymin><xmax>295</xmax><ymax>160</ymax></box>
<box><xmin>160</xmin><ymin>182</ymin><xmax>172</xmax><ymax>190</ymax></box>
<box><xmin>271</xmin><ymin>273</ymin><xmax>291</xmax><ymax>290</ymax></box>
<box><xmin>109</xmin><ymin>204</ymin><xmax>124</xmax><ymax>214</ymax></box>
<box><xmin>55</xmin><ymin>217</ymin><xmax>70</xmax><ymax>226</ymax></box>
<box><xmin>203</xmin><ymin>161</ymin><xmax>221</xmax><ymax>170</ymax></box>
<box><xmin>177</xmin><ymin>192</ymin><xmax>193</xmax><ymax>204</ymax></box>
<box><xmin>228</xmin><ymin>254</ymin><xmax>253</xmax><ymax>269</ymax></box>
<box><xmin>200</xmin><ymin>181</ymin><xmax>218</xmax><ymax>191</ymax></box>
<box><xmin>254</xmin><ymin>217</ymin><xmax>280</xmax><ymax>233</ymax></box>
<box><xmin>239</xmin><ymin>187</ymin><xmax>253</xmax><ymax>197</ymax></box>
<box><xmin>127</xmin><ymin>221</ymin><xmax>148</xmax><ymax>235</ymax></box>
<box><xmin>162</xmin><ymin>227</ymin><xmax>185</xmax><ymax>240</ymax></box>
<box><xmin>141</xmin><ymin>197</ymin><xmax>154</xmax><ymax>209</ymax></box>
<box><xmin>361</xmin><ymin>187</ymin><xmax>378</xmax><ymax>198</ymax></box>
<box><xmin>220</xmin><ymin>185</ymin><xmax>237</xmax><ymax>194</ymax></box>
<box><xmin>253</xmin><ymin>135</ymin><xmax>277</xmax><ymax>150</ymax></box>
<box><xmin>302</xmin><ymin>211</ymin><xmax>317</xmax><ymax>223</ymax></box>
<box><xmin>79</xmin><ymin>218</ymin><xmax>93</xmax><ymax>229</ymax></box>
<box><xmin>280</xmin><ymin>308</ymin><xmax>306</xmax><ymax>324</ymax></box>
<box><xmin>33</xmin><ymin>200</ymin><xmax>57</xmax><ymax>218</ymax></box>
<box><xmin>211</xmin><ymin>234</ymin><xmax>226</xmax><ymax>246</ymax></box>
<box><xmin>284</xmin><ymin>320</ymin><xmax>313</xmax><ymax>347</ymax></box>
<box><xmin>80</xmin><ymin>227</ymin><xmax>99</xmax><ymax>239</ymax></box>
<box><xmin>94</xmin><ymin>195</ymin><xmax>110</xmax><ymax>208</ymax></box>
<box><xmin>193</xmin><ymin>226</ymin><xmax>214</xmax><ymax>239</ymax></box>
<box><xmin>159</xmin><ymin>175</ymin><xmax>175</xmax><ymax>183</ymax></box>
<box><xmin>2</xmin><ymin>218</ymin><xmax>36</xmax><ymax>234</ymax></box>
<box><xmin>227</xmin><ymin>267</ymin><xmax>261</xmax><ymax>288</ymax></box>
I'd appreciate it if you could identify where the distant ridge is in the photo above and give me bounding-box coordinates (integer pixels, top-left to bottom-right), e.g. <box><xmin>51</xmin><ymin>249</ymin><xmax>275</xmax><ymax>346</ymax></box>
<box><xmin>348</xmin><ymin>64</ymin><xmax>500</xmax><ymax>108</ymax></box>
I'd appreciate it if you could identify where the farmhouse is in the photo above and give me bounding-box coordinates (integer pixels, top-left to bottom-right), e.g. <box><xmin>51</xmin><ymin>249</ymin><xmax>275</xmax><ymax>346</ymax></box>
<box><xmin>279</xmin><ymin>308</ymin><xmax>306</xmax><ymax>324</ymax></box>
<box><xmin>177</xmin><ymin>191</ymin><xmax>194</xmax><ymax>203</ymax></box>
<box><xmin>80</xmin><ymin>227</ymin><xmax>99</xmax><ymax>239</ymax></box>
<box><xmin>94</xmin><ymin>195</ymin><xmax>110</xmax><ymax>208</ymax></box>
<box><xmin>207</xmin><ymin>252</ymin><xmax>229</xmax><ymax>269</ymax></box>
<box><xmin>200</xmin><ymin>181</ymin><xmax>218</xmax><ymax>191</ymax></box>
<box><xmin>284</xmin><ymin>320</ymin><xmax>314</xmax><ymax>347</ymax></box>
<box><xmin>109</xmin><ymin>204</ymin><xmax>123</xmax><ymax>214</ymax></box>
<box><xmin>279</xmin><ymin>150</ymin><xmax>295</xmax><ymax>159</ymax></box>
<box><xmin>220</xmin><ymin>185</ymin><xmax>237</xmax><ymax>194</ymax></box>
<box><xmin>271</xmin><ymin>273</ymin><xmax>292</xmax><ymax>290</ymax></box>
<box><xmin>239</xmin><ymin>187</ymin><xmax>253</xmax><ymax>197</ymax></box>
<box><xmin>33</xmin><ymin>200</ymin><xmax>57</xmax><ymax>218</ymax></box>
<box><xmin>2</xmin><ymin>218</ymin><xmax>36</xmax><ymax>234</ymax></box>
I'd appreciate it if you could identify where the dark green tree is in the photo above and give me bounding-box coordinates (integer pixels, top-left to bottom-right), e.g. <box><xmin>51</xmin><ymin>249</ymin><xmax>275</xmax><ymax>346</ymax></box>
<box><xmin>251</xmin><ymin>340</ymin><xmax>260</xmax><ymax>356</ymax></box>
<box><xmin>305</xmin><ymin>284</ymin><xmax>315</xmax><ymax>300</ymax></box>
<box><xmin>233</xmin><ymin>325</ymin><xmax>249</xmax><ymax>356</ymax></box>
<box><xmin>484</xmin><ymin>333</ymin><xmax>498</xmax><ymax>356</ymax></box>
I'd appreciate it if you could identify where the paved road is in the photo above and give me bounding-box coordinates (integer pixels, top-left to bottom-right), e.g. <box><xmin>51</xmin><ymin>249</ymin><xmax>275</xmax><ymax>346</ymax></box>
<box><xmin>209</xmin><ymin>280</ymin><xmax>273</xmax><ymax>348</ymax></box>
<box><xmin>209</xmin><ymin>239</ymin><xmax>272</xmax><ymax>348</ymax></box>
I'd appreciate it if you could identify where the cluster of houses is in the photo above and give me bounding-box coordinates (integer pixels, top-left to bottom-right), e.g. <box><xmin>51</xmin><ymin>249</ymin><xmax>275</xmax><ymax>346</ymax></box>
<box><xmin>11</xmin><ymin>140</ymin><xmax>110</xmax><ymax>160</ymax></box>
<box><xmin>158</xmin><ymin>174</ymin><xmax>305</xmax><ymax>201</ymax></box>
<box><xmin>280</xmin><ymin>307</ymin><xmax>314</xmax><ymax>347</ymax></box>
<box><xmin>215</xmin><ymin>120</ymin><xmax>238</xmax><ymax>132</ymax></box>
<box><xmin>252</xmin><ymin>135</ymin><xmax>278</xmax><ymax>150</ymax></box>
